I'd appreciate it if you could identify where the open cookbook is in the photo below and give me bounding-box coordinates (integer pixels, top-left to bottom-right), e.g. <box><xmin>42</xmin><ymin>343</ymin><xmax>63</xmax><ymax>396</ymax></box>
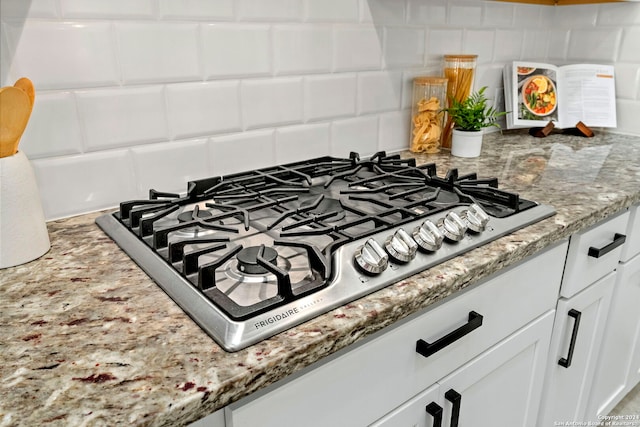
<box><xmin>503</xmin><ymin>61</ymin><xmax>616</xmax><ymax>129</ymax></box>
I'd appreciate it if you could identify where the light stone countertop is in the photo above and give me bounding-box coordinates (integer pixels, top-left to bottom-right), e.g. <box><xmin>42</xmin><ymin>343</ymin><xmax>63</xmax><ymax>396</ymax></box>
<box><xmin>2</xmin><ymin>130</ymin><xmax>640</xmax><ymax>426</ymax></box>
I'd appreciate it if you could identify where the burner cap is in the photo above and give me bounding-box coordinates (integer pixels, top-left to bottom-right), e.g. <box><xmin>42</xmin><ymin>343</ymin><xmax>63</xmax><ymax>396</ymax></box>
<box><xmin>237</xmin><ymin>246</ymin><xmax>278</xmax><ymax>274</ymax></box>
<box><xmin>177</xmin><ymin>209</ymin><xmax>213</xmax><ymax>223</ymax></box>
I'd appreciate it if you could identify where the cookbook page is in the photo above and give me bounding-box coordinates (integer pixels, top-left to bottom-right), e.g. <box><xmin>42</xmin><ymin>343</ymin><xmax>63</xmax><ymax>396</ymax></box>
<box><xmin>510</xmin><ymin>61</ymin><xmax>559</xmax><ymax>128</ymax></box>
<box><xmin>556</xmin><ymin>64</ymin><xmax>616</xmax><ymax>128</ymax></box>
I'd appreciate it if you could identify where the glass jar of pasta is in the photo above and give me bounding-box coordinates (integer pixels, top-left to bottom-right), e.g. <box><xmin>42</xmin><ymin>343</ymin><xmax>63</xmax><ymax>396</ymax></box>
<box><xmin>441</xmin><ymin>54</ymin><xmax>477</xmax><ymax>149</ymax></box>
<box><xmin>410</xmin><ymin>76</ymin><xmax>448</xmax><ymax>154</ymax></box>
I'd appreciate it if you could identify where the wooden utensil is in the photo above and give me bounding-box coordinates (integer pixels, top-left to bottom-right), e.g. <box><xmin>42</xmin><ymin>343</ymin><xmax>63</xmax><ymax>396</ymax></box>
<box><xmin>14</xmin><ymin>77</ymin><xmax>35</xmax><ymax>108</ymax></box>
<box><xmin>0</xmin><ymin>85</ymin><xmax>32</xmax><ymax>158</ymax></box>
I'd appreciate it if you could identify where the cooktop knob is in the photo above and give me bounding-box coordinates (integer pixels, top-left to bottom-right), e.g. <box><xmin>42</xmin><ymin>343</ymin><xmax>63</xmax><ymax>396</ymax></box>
<box><xmin>413</xmin><ymin>219</ymin><xmax>444</xmax><ymax>252</ymax></box>
<box><xmin>439</xmin><ymin>211</ymin><xmax>468</xmax><ymax>242</ymax></box>
<box><xmin>463</xmin><ymin>203</ymin><xmax>490</xmax><ymax>233</ymax></box>
<box><xmin>354</xmin><ymin>238</ymin><xmax>389</xmax><ymax>274</ymax></box>
<box><xmin>385</xmin><ymin>228</ymin><xmax>418</xmax><ymax>263</ymax></box>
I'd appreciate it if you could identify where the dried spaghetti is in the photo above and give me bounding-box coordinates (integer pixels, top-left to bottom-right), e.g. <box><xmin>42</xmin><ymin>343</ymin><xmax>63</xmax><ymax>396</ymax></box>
<box><xmin>442</xmin><ymin>55</ymin><xmax>477</xmax><ymax>149</ymax></box>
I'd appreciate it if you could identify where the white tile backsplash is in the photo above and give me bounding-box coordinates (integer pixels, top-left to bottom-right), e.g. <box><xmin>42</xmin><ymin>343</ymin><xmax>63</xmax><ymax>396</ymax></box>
<box><xmin>304</xmin><ymin>74</ymin><xmax>357</xmax><ymax>121</ymax></box>
<box><xmin>76</xmin><ymin>86</ymin><xmax>169</xmax><ymax>150</ymax></box>
<box><xmin>273</xmin><ymin>25</ymin><xmax>333</xmax><ymax>75</ymax></box>
<box><xmin>202</xmin><ymin>24</ymin><xmax>272</xmax><ymax>78</ymax></box>
<box><xmin>4</xmin><ymin>21</ymin><xmax>119</xmax><ymax>90</ymax></box>
<box><xmin>131</xmin><ymin>138</ymin><xmax>210</xmax><ymax>195</ymax></box>
<box><xmin>2</xmin><ymin>0</ymin><xmax>640</xmax><ymax>220</ymax></box>
<box><xmin>166</xmin><ymin>81</ymin><xmax>241</xmax><ymax>139</ymax></box>
<box><xmin>116</xmin><ymin>22</ymin><xmax>201</xmax><ymax>84</ymax></box>
<box><xmin>20</xmin><ymin>92</ymin><xmax>83</xmax><ymax>159</ymax></box>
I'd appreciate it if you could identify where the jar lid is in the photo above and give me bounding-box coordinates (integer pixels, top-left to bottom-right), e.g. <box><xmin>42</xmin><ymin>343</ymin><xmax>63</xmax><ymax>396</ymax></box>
<box><xmin>414</xmin><ymin>76</ymin><xmax>448</xmax><ymax>85</ymax></box>
<box><xmin>443</xmin><ymin>54</ymin><xmax>478</xmax><ymax>61</ymax></box>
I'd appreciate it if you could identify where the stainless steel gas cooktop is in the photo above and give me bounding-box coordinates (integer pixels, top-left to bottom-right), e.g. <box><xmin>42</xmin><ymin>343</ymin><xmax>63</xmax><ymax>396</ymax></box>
<box><xmin>96</xmin><ymin>151</ymin><xmax>555</xmax><ymax>351</ymax></box>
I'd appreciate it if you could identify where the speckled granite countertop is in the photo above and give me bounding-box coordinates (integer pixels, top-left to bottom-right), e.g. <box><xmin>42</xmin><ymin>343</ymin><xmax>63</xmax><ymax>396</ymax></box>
<box><xmin>2</xmin><ymin>131</ymin><xmax>640</xmax><ymax>426</ymax></box>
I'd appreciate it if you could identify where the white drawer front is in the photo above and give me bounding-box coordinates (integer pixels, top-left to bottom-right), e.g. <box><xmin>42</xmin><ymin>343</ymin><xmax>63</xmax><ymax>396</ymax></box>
<box><xmin>561</xmin><ymin>210</ymin><xmax>630</xmax><ymax>298</ymax></box>
<box><xmin>227</xmin><ymin>241</ymin><xmax>567</xmax><ymax>427</ymax></box>
<box><xmin>621</xmin><ymin>204</ymin><xmax>640</xmax><ymax>262</ymax></box>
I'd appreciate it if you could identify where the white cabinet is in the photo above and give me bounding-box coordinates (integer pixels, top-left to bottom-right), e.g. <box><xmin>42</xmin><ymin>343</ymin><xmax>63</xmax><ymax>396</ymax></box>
<box><xmin>586</xmin><ymin>204</ymin><xmax>640</xmax><ymax>419</ymax></box>
<box><xmin>371</xmin><ymin>311</ymin><xmax>554</xmax><ymax>427</ymax></box>
<box><xmin>225</xmin><ymin>241</ymin><xmax>567</xmax><ymax>427</ymax></box>
<box><xmin>539</xmin><ymin>209</ymin><xmax>632</xmax><ymax>426</ymax></box>
<box><xmin>538</xmin><ymin>271</ymin><xmax>615</xmax><ymax>426</ymax></box>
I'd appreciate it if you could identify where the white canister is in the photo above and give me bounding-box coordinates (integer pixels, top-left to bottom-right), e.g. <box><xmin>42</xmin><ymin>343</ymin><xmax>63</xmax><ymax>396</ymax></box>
<box><xmin>0</xmin><ymin>151</ymin><xmax>50</xmax><ymax>268</ymax></box>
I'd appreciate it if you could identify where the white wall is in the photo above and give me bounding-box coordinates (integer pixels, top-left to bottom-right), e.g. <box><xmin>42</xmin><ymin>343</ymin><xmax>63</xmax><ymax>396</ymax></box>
<box><xmin>2</xmin><ymin>0</ymin><xmax>639</xmax><ymax>220</ymax></box>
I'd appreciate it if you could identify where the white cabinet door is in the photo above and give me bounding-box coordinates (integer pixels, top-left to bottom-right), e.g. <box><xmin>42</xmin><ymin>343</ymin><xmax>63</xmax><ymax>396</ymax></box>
<box><xmin>538</xmin><ymin>271</ymin><xmax>615</xmax><ymax>427</ymax></box>
<box><xmin>371</xmin><ymin>311</ymin><xmax>555</xmax><ymax>427</ymax></box>
<box><xmin>586</xmin><ymin>253</ymin><xmax>640</xmax><ymax>419</ymax></box>
<box><xmin>438</xmin><ymin>311</ymin><xmax>554</xmax><ymax>427</ymax></box>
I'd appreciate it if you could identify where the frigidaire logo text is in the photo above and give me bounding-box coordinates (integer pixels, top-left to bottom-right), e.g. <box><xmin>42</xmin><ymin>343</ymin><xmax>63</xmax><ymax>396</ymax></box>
<box><xmin>254</xmin><ymin>298</ymin><xmax>324</xmax><ymax>330</ymax></box>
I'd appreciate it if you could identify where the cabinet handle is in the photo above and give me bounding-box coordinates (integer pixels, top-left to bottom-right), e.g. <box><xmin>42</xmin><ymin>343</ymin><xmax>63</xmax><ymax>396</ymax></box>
<box><xmin>445</xmin><ymin>389</ymin><xmax>462</xmax><ymax>427</ymax></box>
<box><xmin>558</xmin><ymin>309</ymin><xmax>582</xmax><ymax>368</ymax></box>
<box><xmin>588</xmin><ymin>233</ymin><xmax>626</xmax><ymax>258</ymax></box>
<box><xmin>425</xmin><ymin>402</ymin><xmax>443</xmax><ymax>427</ymax></box>
<box><xmin>416</xmin><ymin>311</ymin><xmax>483</xmax><ymax>358</ymax></box>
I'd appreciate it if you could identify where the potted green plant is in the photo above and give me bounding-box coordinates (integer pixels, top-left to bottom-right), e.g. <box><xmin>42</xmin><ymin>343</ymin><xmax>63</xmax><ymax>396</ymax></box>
<box><xmin>442</xmin><ymin>86</ymin><xmax>508</xmax><ymax>158</ymax></box>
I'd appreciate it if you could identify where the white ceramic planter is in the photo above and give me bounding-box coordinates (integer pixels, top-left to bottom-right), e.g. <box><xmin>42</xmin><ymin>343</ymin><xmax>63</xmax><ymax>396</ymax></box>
<box><xmin>451</xmin><ymin>129</ymin><xmax>483</xmax><ymax>158</ymax></box>
<box><xmin>0</xmin><ymin>151</ymin><xmax>50</xmax><ymax>268</ymax></box>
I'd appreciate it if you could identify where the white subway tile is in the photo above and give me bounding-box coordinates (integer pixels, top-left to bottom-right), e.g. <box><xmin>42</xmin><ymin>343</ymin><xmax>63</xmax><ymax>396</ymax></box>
<box><xmin>619</xmin><ymin>28</ymin><xmax>640</xmax><ymax>63</ymax></box>
<box><xmin>567</xmin><ymin>28</ymin><xmax>621</xmax><ymax>62</ymax></box>
<box><xmin>362</xmin><ymin>0</ymin><xmax>405</xmax><ymax>25</ymax></box>
<box><xmin>357</xmin><ymin>71</ymin><xmax>403</xmax><ymax>115</ymax></box>
<box><xmin>116</xmin><ymin>22</ymin><xmax>200</xmax><ymax>84</ymax></box>
<box><xmin>513</xmin><ymin>4</ymin><xmax>542</xmax><ymax>29</ymax></box>
<box><xmin>521</xmin><ymin>30</ymin><xmax>550</xmax><ymax>61</ymax></box>
<box><xmin>4</xmin><ymin>21</ymin><xmax>119</xmax><ymax>90</ymax></box>
<box><xmin>19</xmin><ymin>92</ymin><xmax>83</xmax><ymax>159</ymax></box>
<box><xmin>202</xmin><ymin>24</ymin><xmax>271</xmax><ymax>78</ymax></box>
<box><xmin>407</xmin><ymin>0</ymin><xmax>447</xmax><ymax>26</ymax></box>
<box><xmin>333</xmin><ymin>26</ymin><xmax>383</xmax><ymax>71</ymax></box>
<box><xmin>241</xmin><ymin>77</ymin><xmax>304</xmax><ymax>129</ymax></box>
<box><xmin>274</xmin><ymin>25</ymin><xmax>333</xmax><ymax>75</ymax></box>
<box><xmin>494</xmin><ymin>30</ymin><xmax>522</xmax><ymax>62</ymax></box>
<box><xmin>60</xmin><ymin>0</ymin><xmax>155</xmax><ymax>18</ymax></box>
<box><xmin>330</xmin><ymin>116</ymin><xmax>379</xmax><ymax>158</ymax></box>
<box><xmin>426</xmin><ymin>29</ymin><xmax>464</xmax><ymax>62</ymax></box>
<box><xmin>615</xmin><ymin>99</ymin><xmax>640</xmax><ymax>136</ymax></box>
<box><xmin>131</xmin><ymin>139</ymin><xmax>209</xmax><ymax>195</ymax></box>
<box><xmin>209</xmin><ymin>129</ymin><xmax>275</xmax><ymax>176</ymax></box>
<box><xmin>237</xmin><ymin>0</ymin><xmax>302</xmax><ymax>21</ymax></box>
<box><xmin>449</xmin><ymin>3</ymin><xmax>483</xmax><ymax>27</ymax></box>
<box><xmin>483</xmin><ymin>2</ymin><xmax>514</xmax><ymax>28</ymax></box>
<box><xmin>305</xmin><ymin>0</ymin><xmax>359</xmax><ymax>22</ymax></box>
<box><xmin>546</xmin><ymin>29</ymin><xmax>570</xmax><ymax>61</ymax></box>
<box><xmin>1</xmin><ymin>0</ymin><xmax>58</xmax><ymax>19</ymax></box>
<box><xmin>32</xmin><ymin>151</ymin><xmax>137</xmax><ymax>220</ymax></box>
<box><xmin>552</xmin><ymin>4</ymin><xmax>598</xmax><ymax>28</ymax></box>
<box><xmin>378</xmin><ymin>110</ymin><xmax>409</xmax><ymax>154</ymax></box>
<box><xmin>614</xmin><ymin>64</ymin><xmax>640</xmax><ymax>101</ymax></box>
<box><xmin>462</xmin><ymin>30</ymin><xmax>494</xmax><ymax>64</ymax></box>
<box><xmin>76</xmin><ymin>86</ymin><xmax>169</xmax><ymax>151</ymax></box>
<box><xmin>304</xmin><ymin>74</ymin><xmax>357</xmax><ymax>121</ymax></box>
<box><xmin>384</xmin><ymin>27</ymin><xmax>425</xmax><ymax>68</ymax></box>
<box><xmin>158</xmin><ymin>0</ymin><xmax>235</xmax><ymax>20</ymax></box>
<box><xmin>597</xmin><ymin>3</ymin><xmax>640</xmax><ymax>26</ymax></box>
<box><xmin>275</xmin><ymin>123</ymin><xmax>330</xmax><ymax>164</ymax></box>
<box><xmin>166</xmin><ymin>81</ymin><xmax>241</xmax><ymax>140</ymax></box>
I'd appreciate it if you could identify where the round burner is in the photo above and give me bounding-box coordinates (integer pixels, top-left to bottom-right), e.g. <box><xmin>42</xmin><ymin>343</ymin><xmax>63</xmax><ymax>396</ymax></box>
<box><xmin>237</xmin><ymin>246</ymin><xmax>278</xmax><ymax>274</ymax></box>
<box><xmin>177</xmin><ymin>209</ymin><xmax>213</xmax><ymax>223</ymax></box>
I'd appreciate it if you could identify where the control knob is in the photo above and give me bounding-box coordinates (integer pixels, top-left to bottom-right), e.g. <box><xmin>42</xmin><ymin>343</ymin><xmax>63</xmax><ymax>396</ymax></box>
<box><xmin>385</xmin><ymin>228</ymin><xmax>418</xmax><ymax>263</ymax></box>
<box><xmin>413</xmin><ymin>220</ymin><xmax>444</xmax><ymax>252</ymax></box>
<box><xmin>439</xmin><ymin>211</ymin><xmax>468</xmax><ymax>242</ymax></box>
<box><xmin>463</xmin><ymin>203</ymin><xmax>490</xmax><ymax>233</ymax></box>
<box><xmin>354</xmin><ymin>238</ymin><xmax>389</xmax><ymax>274</ymax></box>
